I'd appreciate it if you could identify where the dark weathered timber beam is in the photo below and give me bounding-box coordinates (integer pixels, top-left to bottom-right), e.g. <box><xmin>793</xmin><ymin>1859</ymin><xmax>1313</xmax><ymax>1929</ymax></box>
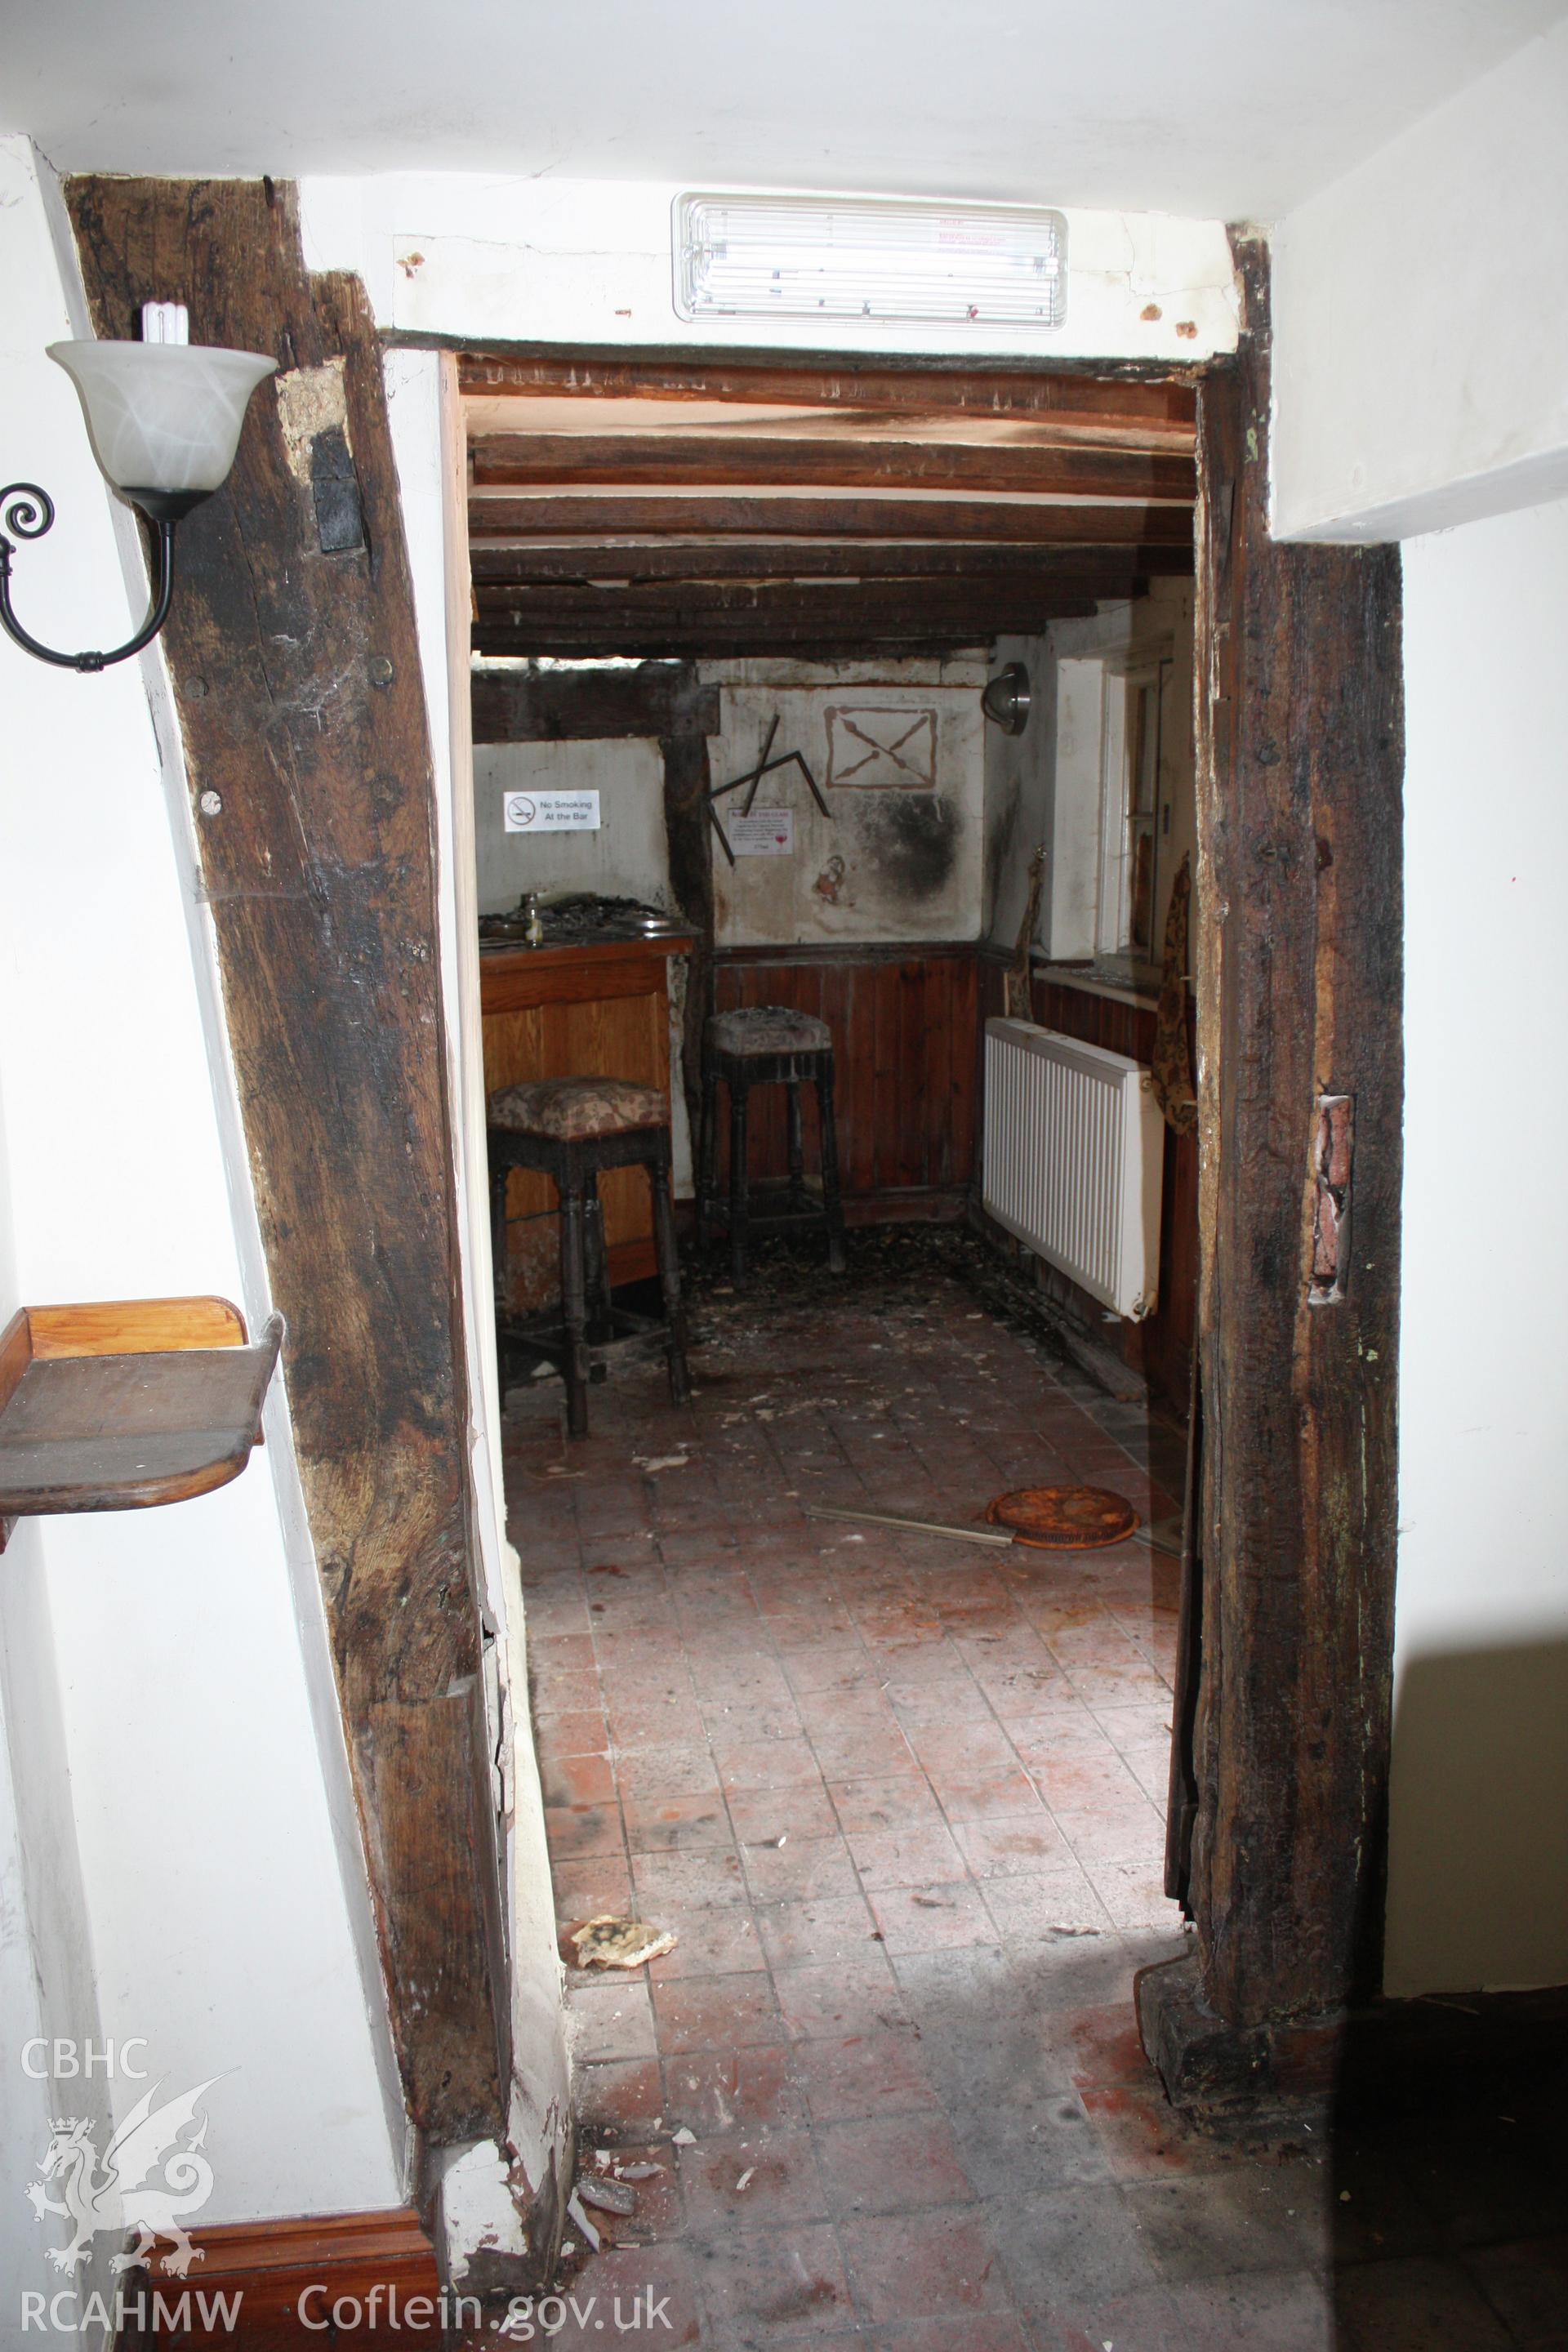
<box><xmin>469</xmin><ymin>433</ymin><xmax>1196</xmax><ymax>502</ymax></box>
<box><xmin>471</xmin><ymin>663</ymin><xmax>720</xmax><ymax>743</ymax></box>
<box><xmin>1136</xmin><ymin>238</ymin><xmax>1402</xmax><ymax>2113</ymax></box>
<box><xmin>471</xmin><ymin>620</ymin><xmax>1096</xmax><ymax>660</ymax></box>
<box><xmin>471</xmin><ymin>579</ymin><xmax>1145</xmax><ymax>624</ymax></box>
<box><xmin>468</xmin><ymin>540</ymin><xmax>1195</xmax><ymax>586</ymax></box>
<box><xmin>457</xmin><ymin>350</ymin><xmax>1197</xmax><ymax>434</ymax></box>
<box><xmin>68</xmin><ymin>176</ymin><xmax>508</xmax><ymax>2147</ymax></box>
<box><xmin>467</xmin><ymin>495</ymin><xmax>1194</xmax><ymax>546</ymax></box>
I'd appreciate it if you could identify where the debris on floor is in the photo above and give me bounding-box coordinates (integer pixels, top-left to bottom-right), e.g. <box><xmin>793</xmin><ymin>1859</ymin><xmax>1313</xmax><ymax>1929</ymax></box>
<box><xmin>567</xmin><ymin>1914</ymin><xmax>679</xmax><ymax>1970</ymax></box>
<box><xmin>564</xmin><ymin>2190</ymin><xmax>599</xmax><ymax>2251</ymax></box>
<box><xmin>575</xmin><ymin>2174</ymin><xmax>637</xmax><ymax>2216</ymax></box>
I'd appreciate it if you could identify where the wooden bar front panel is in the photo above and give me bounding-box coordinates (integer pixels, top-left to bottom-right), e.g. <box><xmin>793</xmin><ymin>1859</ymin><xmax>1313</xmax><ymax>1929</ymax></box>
<box><xmin>481</xmin><ymin>940</ymin><xmax>688</xmax><ymax>1311</ymax></box>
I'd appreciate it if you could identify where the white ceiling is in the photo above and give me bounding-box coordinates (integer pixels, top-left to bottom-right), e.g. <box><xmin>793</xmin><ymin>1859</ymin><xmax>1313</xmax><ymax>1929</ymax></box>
<box><xmin>6</xmin><ymin>0</ymin><xmax>1565</xmax><ymax>222</ymax></box>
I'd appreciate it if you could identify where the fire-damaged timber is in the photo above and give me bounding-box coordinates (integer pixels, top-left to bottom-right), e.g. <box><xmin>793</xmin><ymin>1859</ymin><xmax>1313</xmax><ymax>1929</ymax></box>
<box><xmin>67</xmin><ymin>177</ymin><xmax>509</xmax><ymax>2144</ymax></box>
<box><xmin>472</xmin><ymin>660</ymin><xmax>719</xmax><ymax>743</ymax></box>
<box><xmin>1138</xmin><ymin>239</ymin><xmax>1404</xmax><ymax>2108</ymax></box>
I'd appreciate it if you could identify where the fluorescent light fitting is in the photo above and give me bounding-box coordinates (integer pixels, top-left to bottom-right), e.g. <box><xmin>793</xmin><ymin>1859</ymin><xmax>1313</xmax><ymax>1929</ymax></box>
<box><xmin>674</xmin><ymin>192</ymin><xmax>1067</xmax><ymax>331</ymax></box>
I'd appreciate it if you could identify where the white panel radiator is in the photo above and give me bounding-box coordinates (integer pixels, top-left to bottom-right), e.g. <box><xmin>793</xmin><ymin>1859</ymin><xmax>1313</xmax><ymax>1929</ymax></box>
<box><xmin>982</xmin><ymin>1016</ymin><xmax>1165</xmax><ymax>1321</ymax></box>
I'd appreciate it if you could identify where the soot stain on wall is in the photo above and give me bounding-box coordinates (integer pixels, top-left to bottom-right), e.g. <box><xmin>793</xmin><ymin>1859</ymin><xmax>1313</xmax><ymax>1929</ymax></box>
<box><xmin>853</xmin><ymin>793</ymin><xmax>962</xmax><ymax>902</ymax></box>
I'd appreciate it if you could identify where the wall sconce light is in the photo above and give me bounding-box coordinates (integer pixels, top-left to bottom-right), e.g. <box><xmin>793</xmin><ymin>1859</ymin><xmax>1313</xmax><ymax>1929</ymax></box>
<box><xmin>0</xmin><ymin>303</ymin><xmax>275</xmax><ymax>674</ymax></box>
<box><xmin>982</xmin><ymin>662</ymin><xmax>1031</xmax><ymax>735</ymax></box>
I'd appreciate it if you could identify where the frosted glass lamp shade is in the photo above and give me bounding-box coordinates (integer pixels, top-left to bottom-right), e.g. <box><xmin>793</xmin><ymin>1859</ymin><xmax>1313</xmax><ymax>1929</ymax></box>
<box><xmin>46</xmin><ymin>341</ymin><xmax>276</xmax><ymax>518</ymax></box>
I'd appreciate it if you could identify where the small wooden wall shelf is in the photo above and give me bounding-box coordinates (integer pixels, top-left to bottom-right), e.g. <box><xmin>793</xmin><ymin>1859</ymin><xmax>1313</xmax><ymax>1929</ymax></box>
<box><xmin>0</xmin><ymin>1295</ymin><xmax>283</xmax><ymax>1548</ymax></box>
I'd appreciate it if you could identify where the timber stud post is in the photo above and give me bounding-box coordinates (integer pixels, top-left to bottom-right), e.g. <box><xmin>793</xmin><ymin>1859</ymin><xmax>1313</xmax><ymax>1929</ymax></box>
<box><xmin>1137</xmin><ymin>235</ymin><xmax>1403</xmax><ymax>2115</ymax></box>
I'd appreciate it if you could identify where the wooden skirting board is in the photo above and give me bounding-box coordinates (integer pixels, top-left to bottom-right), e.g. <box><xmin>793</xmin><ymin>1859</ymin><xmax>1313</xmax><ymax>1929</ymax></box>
<box><xmin>114</xmin><ymin>2209</ymin><xmax>449</xmax><ymax>2347</ymax></box>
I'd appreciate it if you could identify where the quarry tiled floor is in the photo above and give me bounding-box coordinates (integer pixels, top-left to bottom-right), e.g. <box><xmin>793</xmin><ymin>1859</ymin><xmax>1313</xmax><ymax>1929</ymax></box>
<box><xmin>501</xmin><ymin>1234</ymin><xmax>1568</xmax><ymax>2351</ymax></box>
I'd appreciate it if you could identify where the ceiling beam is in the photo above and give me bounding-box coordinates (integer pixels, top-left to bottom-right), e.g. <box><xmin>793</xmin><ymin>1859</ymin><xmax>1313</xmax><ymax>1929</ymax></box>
<box><xmin>471</xmin><ymin>610</ymin><xmax>1098</xmax><ymax>659</ymax></box>
<box><xmin>472</xmin><ymin>631</ymin><xmax>1062</xmax><ymax>661</ymax></box>
<box><xmin>468</xmin><ymin>495</ymin><xmax>1194</xmax><ymax>546</ymax></box>
<box><xmin>469</xmin><ymin>433</ymin><xmax>1195</xmax><ymax>501</ymax></box>
<box><xmin>472</xmin><ymin>581</ymin><xmax>1142</xmax><ymax>627</ymax></box>
<box><xmin>457</xmin><ymin>351</ymin><xmax>1196</xmax><ymax>436</ymax></box>
<box><xmin>468</xmin><ymin>539</ymin><xmax>1193</xmax><ymax>586</ymax></box>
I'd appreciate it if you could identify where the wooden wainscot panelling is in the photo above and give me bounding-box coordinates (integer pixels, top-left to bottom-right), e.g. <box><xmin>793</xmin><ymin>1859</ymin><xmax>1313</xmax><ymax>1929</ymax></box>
<box><xmin>116</xmin><ymin>2208</ymin><xmax>449</xmax><ymax>2348</ymax></box>
<box><xmin>67</xmin><ymin>177</ymin><xmax>508</xmax><ymax>2145</ymax></box>
<box><xmin>481</xmin><ymin>937</ymin><xmax>692</xmax><ymax>1311</ymax></box>
<box><xmin>1137</xmin><ymin>237</ymin><xmax>1403</xmax><ymax>2111</ymax></box>
<box><xmin>714</xmin><ymin>944</ymin><xmax>978</xmax><ymax>1218</ymax></box>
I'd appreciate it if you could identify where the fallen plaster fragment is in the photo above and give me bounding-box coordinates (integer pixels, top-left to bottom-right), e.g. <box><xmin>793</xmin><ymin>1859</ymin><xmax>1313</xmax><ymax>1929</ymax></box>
<box><xmin>569</xmin><ymin>1915</ymin><xmax>679</xmax><ymax>1969</ymax></box>
<box><xmin>617</xmin><ymin>2161</ymin><xmax>662</xmax><ymax>2181</ymax></box>
<box><xmin>672</xmin><ymin>2126</ymin><xmax>697</xmax><ymax>2146</ymax></box>
<box><xmin>566</xmin><ymin>2192</ymin><xmax>600</xmax><ymax>2252</ymax></box>
<box><xmin>577</xmin><ymin>2175</ymin><xmax>637</xmax><ymax>2216</ymax></box>
<box><xmin>633</xmin><ymin>1452</ymin><xmax>690</xmax><ymax>1472</ymax></box>
<box><xmin>735</xmin><ymin>2167</ymin><xmax>755</xmax><ymax>2192</ymax></box>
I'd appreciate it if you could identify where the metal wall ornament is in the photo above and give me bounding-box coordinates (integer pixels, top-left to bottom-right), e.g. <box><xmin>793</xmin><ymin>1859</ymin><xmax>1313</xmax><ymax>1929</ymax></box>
<box><xmin>706</xmin><ymin>713</ymin><xmax>831</xmax><ymax>866</ymax></box>
<box><xmin>0</xmin><ymin>306</ymin><xmax>275</xmax><ymax>674</ymax></box>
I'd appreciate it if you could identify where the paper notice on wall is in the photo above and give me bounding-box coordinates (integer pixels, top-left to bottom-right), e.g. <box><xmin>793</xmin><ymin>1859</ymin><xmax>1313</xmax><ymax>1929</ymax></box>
<box><xmin>503</xmin><ymin>789</ymin><xmax>602</xmax><ymax>832</ymax></box>
<box><xmin>730</xmin><ymin>808</ymin><xmax>795</xmax><ymax>856</ymax></box>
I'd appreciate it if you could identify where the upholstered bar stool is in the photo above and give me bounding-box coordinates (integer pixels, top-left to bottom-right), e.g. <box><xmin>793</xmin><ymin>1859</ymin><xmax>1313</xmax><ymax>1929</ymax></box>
<box><xmin>697</xmin><ymin>1006</ymin><xmax>848</xmax><ymax>1284</ymax></box>
<box><xmin>488</xmin><ymin>1076</ymin><xmax>691</xmax><ymax>1439</ymax></box>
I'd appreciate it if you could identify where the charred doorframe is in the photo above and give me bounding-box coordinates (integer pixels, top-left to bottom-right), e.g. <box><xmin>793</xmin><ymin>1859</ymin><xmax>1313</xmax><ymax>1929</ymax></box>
<box><xmin>1140</xmin><ymin>238</ymin><xmax>1402</xmax><ymax>2104</ymax></box>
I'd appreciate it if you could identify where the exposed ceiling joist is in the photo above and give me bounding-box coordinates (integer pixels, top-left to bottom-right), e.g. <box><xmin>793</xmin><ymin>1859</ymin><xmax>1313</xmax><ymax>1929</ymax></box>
<box><xmin>472</xmin><ymin>628</ymin><xmax>1075</xmax><ymax>661</ymax></box>
<box><xmin>458</xmin><ymin>353</ymin><xmax>1198</xmax><ymax>436</ymax></box>
<box><xmin>468</xmin><ymin>433</ymin><xmax>1195</xmax><ymax>501</ymax></box>
<box><xmin>467</xmin><ymin>494</ymin><xmax>1192</xmax><ymax>546</ymax></box>
<box><xmin>467</xmin><ymin>539</ymin><xmax>1193</xmax><ymax>586</ymax></box>
<box><xmin>473</xmin><ymin>581</ymin><xmax>1146</xmax><ymax>627</ymax></box>
<box><xmin>461</xmin><ymin>355</ymin><xmax>1193</xmax><ymax>657</ymax></box>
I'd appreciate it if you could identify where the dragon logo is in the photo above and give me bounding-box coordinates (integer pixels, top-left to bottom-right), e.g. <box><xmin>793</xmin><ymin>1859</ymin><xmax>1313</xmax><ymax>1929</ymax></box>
<box><xmin>25</xmin><ymin>2077</ymin><xmax>220</xmax><ymax>2276</ymax></box>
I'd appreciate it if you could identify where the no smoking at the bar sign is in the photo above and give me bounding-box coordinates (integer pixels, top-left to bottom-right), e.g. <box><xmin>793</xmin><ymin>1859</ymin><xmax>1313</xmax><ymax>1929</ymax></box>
<box><xmin>504</xmin><ymin>790</ymin><xmax>602</xmax><ymax>832</ymax></box>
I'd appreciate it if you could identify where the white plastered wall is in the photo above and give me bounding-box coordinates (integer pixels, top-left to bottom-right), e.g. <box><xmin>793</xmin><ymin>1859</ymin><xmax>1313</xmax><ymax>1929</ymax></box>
<box><xmin>0</xmin><ymin>133</ymin><xmax>405</xmax><ymax>2251</ymax></box>
<box><xmin>1271</xmin><ymin>14</ymin><xmax>1568</xmax><ymax>543</ymax></box>
<box><xmin>1272</xmin><ymin>60</ymin><xmax>1568</xmax><ymax>1990</ymax></box>
<box><xmin>1383</xmin><ymin>497</ymin><xmax>1568</xmax><ymax>1993</ymax></box>
<box><xmin>303</xmin><ymin>176</ymin><xmax>1237</xmax><ymax>364</ymax></box>
<box><xmin>705</xmin><ymin>658</ymin><xmax>987</xmax><ymax>948</ymax></box>
<box><xmin>983</xmin><ymin>585</ymin><xmax>1194</xmax><ymax>966</ymax></box>
<box><xmin>473</xmin><ymin>738</ymin><xmax>673</xmax><ymax>916</ymax></box>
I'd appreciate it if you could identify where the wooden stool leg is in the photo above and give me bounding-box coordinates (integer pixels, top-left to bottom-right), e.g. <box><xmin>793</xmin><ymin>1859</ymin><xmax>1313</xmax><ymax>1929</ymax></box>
<box><xmin>559</xmin><ymin>1182</ymin><xmax>591</xmax><ymax>1437</ymax></box>
<box><xmin>489</xmin><ymin>1162</ymin><xmax>510</xmax><ymax>1313</ymax></box>
<box><xmin>648</xmin><ymin>1158</ymin><xmax>692</xmax><ymax>1406</ymax></box>
<box><xmin>816</xmin><ymin>1062</ymin><xmax>848</xmax><ymax>1273</ymax></box>
<box><xmin>728</xmin><ymin>1078</ymin><xmax>751</xmax><ymax>1285</ymax></box>
<box><xmin>786</xmin><ymin>1081</ymin><xmax>806</xmax><ymax>1210</ymax></box>
<box><xmin>697</xmin><ymin>1069</ymin><xmax>720</xmax><ymax>1251</ymax></box>
<box><xmin>583</xmin><ymin>1174</ymin><xmax>612</xmax><ymax>1365</ymax></box>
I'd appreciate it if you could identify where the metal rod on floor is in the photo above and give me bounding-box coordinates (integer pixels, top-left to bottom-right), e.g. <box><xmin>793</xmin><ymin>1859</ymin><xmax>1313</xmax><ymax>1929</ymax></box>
<box><xmin>803</xmin><ymin>1501</ymin><xmax>1014</xmax><ymax>1548</ymax></box>
<box><xmin>804</xmin><ymin>1499</ymin><xmax>1183</xmax><ymax>1557</ymax></box>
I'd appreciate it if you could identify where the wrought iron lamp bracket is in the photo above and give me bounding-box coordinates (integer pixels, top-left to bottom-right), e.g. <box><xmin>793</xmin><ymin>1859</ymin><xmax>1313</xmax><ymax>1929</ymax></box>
<box><xmin>0</xmin><ymin>483</ymin><xmax>179</xmax><ymax>675</ymax></box>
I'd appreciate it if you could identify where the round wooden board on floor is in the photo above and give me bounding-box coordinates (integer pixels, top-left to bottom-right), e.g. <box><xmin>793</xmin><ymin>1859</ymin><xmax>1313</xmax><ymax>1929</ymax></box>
<box><xmin>984</xmin><ymin>1484</ymin><xmax>1140</xmax><ymax>1551</ymax></box>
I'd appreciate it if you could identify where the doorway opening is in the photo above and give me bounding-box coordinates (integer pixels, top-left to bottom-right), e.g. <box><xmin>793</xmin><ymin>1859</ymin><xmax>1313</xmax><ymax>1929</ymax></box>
<box><xmin>458</xmin><ymin>351</ymin><xmax>1207</xmax><ymax>2323</ymax></box>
